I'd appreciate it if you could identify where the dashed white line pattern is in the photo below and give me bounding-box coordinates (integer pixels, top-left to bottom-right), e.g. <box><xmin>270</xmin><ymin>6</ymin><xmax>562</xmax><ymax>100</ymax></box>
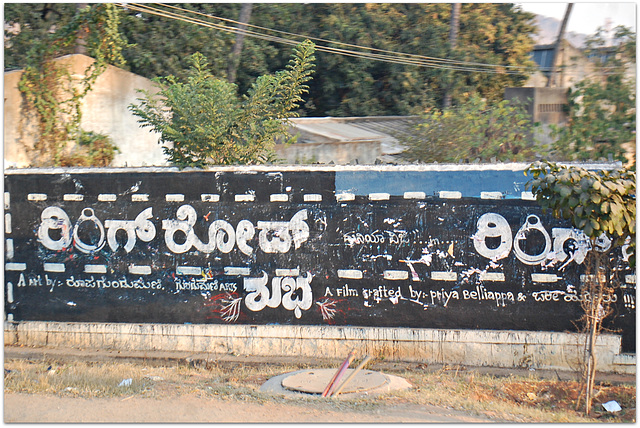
<box><xmin>98</xmin><ymin>194</ymin><xmax>117</xmax><ymax>202</ymax></box>
<box><xmin>129</xmin><ymin>265</ymin><xmax>152</xmax><ymax>275</ymax></box>
<box><xmin>337</xmin><ymin>269</ymin><xmax>363</xmax><ymax>279</ymax></box>
<box><xmin>336</xmin><ymin>193</ymin><xmax>355</xmax><ymax>202</ymax></box>
<box><xmin>166</xmin><ymin>194</ymin><xmax>185</xmax><ymax>202</ymax></box>
<box><xmin>176</xmin><ymin>266</ymin><xmax>202</xmax><ymax>276</ymax></box>
<box><xmin>5</xmin><ymin>263</ymin><xmax>26</xmax><ymax>271</ymax></box>
<box><xmin>4</xmin><ymin>192</ymin><xmax>10</xmax><ymax>210</ymax></box>
<box><xmin>235</xmin><ymin>195</ymin><xmax>255</xmax><ymax>202</ymax></box>
<box><xmin>132</xmin><ymin>194</ymin><xmax>149</xmax><ymax>202</ymax></box>
<box><xmin>44</xmin><ymin>263</ymin><xmax>66</xmax><ymax>273</ymax></box>
<box><xmin>481</xmin><ymin>192</ymin><xmax>503</xmax><ymax>200</ymax></box>
<box><xmin>270</xmin><ymin>194</ymin><xmax>289</xmax><ymax>202</ymax></box>
<box><xmin>383</xmin><ymin>270</ymin><xmax>409</xmax><ymax>280</ymax></box>
<box><xmin>431</xmin><ymin>271</ymin><xmax>457</xmax><ymax>281</ymax></box>
<box><xmin>27</xmin><ymin>193</ymin><xmax>47</xmax><ymax>201</ymax></box>
<box><xmin>439</xmin><ymin>191</ymin><xmax>462</xmax><ymax>199</ymax></box>
<box><xmin>403</xmin><ymin>191</ymin><xmax>426</xmax><ymax>199</ymax></box>
<box><xmin>63</xmin><ymin>194</ymin><xmax>84</xmax><ymax>201</ymax></box>
<box><xmin>6</xmin><ymin>239</ymin><xmax>14</xmax><ymax>259</ymax></box>
<box><xmin>224</xmin><ymin>267</ymin><xmax>251</xmax><ymax>276</ymax></box>
<box><xmin>201</xmin><ymin>194</ymin><xmax>220</xmax><ymax>202</ymax></box>
<box><xmin>479</xmin><ymin>272</ymin><xmax>505</xmax><ymax>282</ymax></box>
<box><xmin>532</xmin><ymin>273</ymin><xmax>558</xmax><ymax>283</ymax></box>
<box><xmin>85</xmin><ymin>264</ymin><xmax>107</xmax><ymax>274</ymax></box>
<box><xmin>304</xmin><ymin>194</ymin><xmax>322</xmax><ymax>202</ymax></box>
<box><xmin>521</xmin><ymin>192</ymin><xmax>536</xmax><ymax>201</ymax></box>
<box><xmin>275</xmin><ymin>268</ymin><xmax>300</xmax><ymax>277</ymax></box>
<box><xmin>369</xmin><ymin>193</ymin><xmax>390</xmax><ymax>201</ymax></box>
<box><xmin>5</xmin><ymin>214</ymin><xmax>11</xmax><ymax>234</ymax></box>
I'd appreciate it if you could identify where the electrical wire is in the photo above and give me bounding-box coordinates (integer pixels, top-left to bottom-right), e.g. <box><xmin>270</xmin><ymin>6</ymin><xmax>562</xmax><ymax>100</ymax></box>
<box><xmin>117</xmin><ymin>3</ymin><xmax>542</xmax><ymax>75</ymax></box>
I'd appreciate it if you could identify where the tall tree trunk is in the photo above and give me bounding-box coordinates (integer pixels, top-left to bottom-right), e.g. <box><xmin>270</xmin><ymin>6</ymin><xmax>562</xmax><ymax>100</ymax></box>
<box><xmin>443</xmin><ymin>3</ymin><xmax>461</xmax><ymax>108</ymax></box>
<box><xmin>547</xmin><ymin>3</ymin><xmax>573</xmax><ymax>87</ymax></box>
<box><xmin>227</xmin><ymin>3</ymin><xmax>253</xmax><ymax>84</ymax></box>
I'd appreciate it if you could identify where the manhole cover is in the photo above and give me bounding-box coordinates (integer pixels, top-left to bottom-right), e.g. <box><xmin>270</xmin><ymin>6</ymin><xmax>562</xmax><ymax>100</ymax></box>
<box><xmin>281</xmin><ymin>369</ymin><xmax>389</xmax><ymax>394</ymax></box>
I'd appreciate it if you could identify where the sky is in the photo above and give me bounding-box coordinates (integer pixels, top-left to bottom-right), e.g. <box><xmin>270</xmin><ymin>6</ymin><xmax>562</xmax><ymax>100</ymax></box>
<box><xmin>518</xmin><ymin>2</ymin><xmax>637</xmax><ymax>35</ymax></box>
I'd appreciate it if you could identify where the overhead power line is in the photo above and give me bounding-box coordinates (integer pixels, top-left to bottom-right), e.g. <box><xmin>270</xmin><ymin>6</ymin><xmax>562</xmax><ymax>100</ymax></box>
<box><xmin>118</xmin><ymin>3</ymin><xmax>543</xmax><ymax>75</ymax></box>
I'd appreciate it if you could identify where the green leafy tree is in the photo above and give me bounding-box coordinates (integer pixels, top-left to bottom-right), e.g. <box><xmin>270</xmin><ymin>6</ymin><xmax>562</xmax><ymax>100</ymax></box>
<box><xmin>401</xmin><ymin>94</ymin><xmax>541</xmax><ymax>163</ymax></box>
<box><xmin>526</xmin><ymin>160</ymin><xmax>635</xmax><ymax>415</ymax></box>
<box><xmin>550</xmin><ymin>26</ymin><xmax>636</xmax><ymax>164</ymax></box>
<box><xmin>129</xmin><ymin>40</ymin><xmax>316</xmax><ymax>168</ymax></box>
<box><xmin>11</xmin><ymin>3</ymin><xmax>127</xmax><ymax>167</ymax></box>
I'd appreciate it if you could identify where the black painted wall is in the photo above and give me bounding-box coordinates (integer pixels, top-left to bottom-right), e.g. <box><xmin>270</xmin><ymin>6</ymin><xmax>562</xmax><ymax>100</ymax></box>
<box><xmin>4</xmin><ymin>167</ymin><xmax>635</xmax><ymax>352</ymax></box>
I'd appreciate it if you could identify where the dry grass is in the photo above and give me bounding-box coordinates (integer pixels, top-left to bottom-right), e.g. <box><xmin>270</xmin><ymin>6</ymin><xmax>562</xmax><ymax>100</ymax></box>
<box><xmin>4</xmin><ymin>358</ymin><xmax>635</xmax><ymax>423</ymax></box>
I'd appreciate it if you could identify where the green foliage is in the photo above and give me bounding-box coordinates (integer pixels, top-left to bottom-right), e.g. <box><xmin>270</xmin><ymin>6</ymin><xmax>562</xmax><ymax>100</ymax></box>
<box><xmin>7</xmin><ymin>4</ymin><xmax>536</xmax><ymax>117</ymax></box>
<box><xmin>550</xmin><ymin>26</ymin><xmax>636</xmax><ymax>163</ymax></box>
<box><xmin>14</xmin><ymin>4</ymin><xmax>127</xmax><ymax>167</ymax></box>
<box><xmin>526</xmin><ymin>160</ymin><xmax>635</xmax><ymax>265</ymax></box>
<box><xmin>129</xmin><ymin>40</ymin><xmax>316</xmax><ymax>168</ymax></box>
<box><xmin>401</xmin><ymin>94</ymin><xmax>541</xmax><ymax>163</ymax></box>
<box><xmin>61</xmin><ymin>131</ymin><xmax>120</xmax><ymax>167</ymax></box>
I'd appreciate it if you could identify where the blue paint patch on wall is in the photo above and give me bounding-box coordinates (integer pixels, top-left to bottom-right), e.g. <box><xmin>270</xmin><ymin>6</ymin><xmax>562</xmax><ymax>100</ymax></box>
<box><xmin>335</xmin><ymin>169</ymin><xmax>530</xmax><ymax>198</ymax></box>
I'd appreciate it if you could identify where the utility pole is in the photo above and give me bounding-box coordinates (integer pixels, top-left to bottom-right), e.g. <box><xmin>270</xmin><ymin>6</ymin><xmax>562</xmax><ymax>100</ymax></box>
<box><xmin>443</xmin><ymin>3</ymin><xmax>461</xmax><ymax>108</ymax></box>
<box><xmin>227</xmin><ymin>3</ymin><xmax>253</xmax><ymax>84</ymax></box>
<box><xmin>547</xmin><ymin>3</ymin><xmax>573</xmax><ymax>87</ymax></box>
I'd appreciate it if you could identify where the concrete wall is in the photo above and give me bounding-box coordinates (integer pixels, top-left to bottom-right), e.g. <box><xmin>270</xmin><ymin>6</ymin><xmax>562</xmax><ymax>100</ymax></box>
<box><xmin>4</xmin><ymin>164</ymin><xmax>635</xmax><ymax>372</ymax></box>
<box><xmin>4</xmin><ymin>321</ymin><xmax>634</xmax><ymax>374</ymax></box>
<box><xmin>4</xmin><ymin>54</ymin><xmax>167</xmax><ymax>168</ymax></box>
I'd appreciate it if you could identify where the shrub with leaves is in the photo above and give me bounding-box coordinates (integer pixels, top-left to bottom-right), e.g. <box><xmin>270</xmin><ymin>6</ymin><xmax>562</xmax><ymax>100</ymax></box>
<box><xmin>526</xmin><ymin>160</ymin><xmax>635</xmax><ymax>415</ymax></box>
<box><xmin>129</xmin><ymin>40</ymin><xmax>316</xmax><ymax>168</ymax></box>
<box><xmin>401</xmin><ymin>94</ymin><xmax>542</xmax><ymax>163</ymax></box>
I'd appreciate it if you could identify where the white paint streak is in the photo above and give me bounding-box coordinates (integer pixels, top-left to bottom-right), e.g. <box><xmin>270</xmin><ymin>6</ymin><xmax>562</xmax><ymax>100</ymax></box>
<box><xmin>626</xmin><ymin>275</ymin><xmax>636</xmax><ymax>284</ymax></box>
<box><xmin>531</xmin><ymin>273</ymin><xmax>558</xmax><ymax>283</ymax></box>
<box><xmin>7</xmin><ymin>314</ymin><xmax>14</xmax><ymax>321</ymax></box>
<box><xmin>131</xmin><ymin>194</ymin><xmax>149</xmax><ymax>202</ymax></box>
<box><xmin>4</xmin><ymin>192</ymin><xmax>10</xmax><ymax>210</ymax></box>
<box><xmin>270</xmin><ymin>194</ymin><xmax>289</xmax><ymax>202</ymax></box>
<box><xmin>439</xmin><ymin>191</ymin><xmax>462</xmax><ymax>199</ymax></box>
<box><xmin>431</xmin><ymin>271</ymin><xmax>457</xmax><ymax>281</ymax></box>
<box><xmin>479</xmin><ymin>272</ymin><xmax>505</xmax><ymax>282</ymax></box>
<box><xmin>129</xmin><ymin>265</ymin><xmax>152</xmax><ymax>275</ymax></box>
<box><xmin>5</xmin><ymin>214</ymin><xmax>11</xmax><ymax>234</ymax></box>
<box><xmin>403</xmin><ymin>191</ymin><xmax>426</xmax><ymax>199</ymax></box>
<box><xmin>85</xmin><ymin>264</ymin><xmax>107</xmax><ymax>274</ymax></box>
<box><xmin>98</xmin><ymin>194</ymin><xmax>117</xmax><ymax>202</ymax></box>
<box><xmin>201</xmin><ymin>194</ymin><xmax>220</xmax><ymax>202</ymax></box>
<box><xmin>27</xmin><ymin>193</ymin><xmax>47</xmax><ymax>201</ymax></box>
<box><xmin>275</xmin><ymin>268</ymin><xmax>300</xmax><ymax>277</ymax></box>
<box><xmin>63</xmin><ymin>194</ymin><xmax>84</xmax><ymax>201</ymax></box>
<box><xmin>481</xmin><ymin>192</ymin><xmax>503</xmax><ymax>200</ymax></box>
<box><xmin>369</xmin><ymin>193</ymin><xmax>390</xmax><ymax>201</ymax></box>
<box><xmin>224</xmin><ymin>267</ymin><xmax>251</xmax><ymax>276</ymax></box>
<box><xmin>176</xmin><ymin>266</ymin><xmax>202</xmax><ymax>276</ymax></box>
<box><xmin>5</xmin><ymin>263</ymin><xmax>26</xmax><ymax>271</ymax></box>
<box><xmin>337</xmin><ymin>269</ymin><xmax>363</xmax><ymax>279</ymax></box>
<box><xmin>166</xmin><ymin>194</ymin><xmax>185</xmax><ymax>202</ymax></box>
<box><xmin>235</xmin><ymin>194</ymin><xmax>255</xmax><ymax>202</ymax></box>
<box><xmin>6</xmin><ymin>239</ymin><xmax>14</xmax><ymax>259</ymax></box>
<box><xmin>44</xmin><ymin>263</ymin><xmax>66</xmax><ymax>273</ymax></box>
<box><xmin>7</xmin><ymin>282</ymin><xmax>13</xmax><ymax>304</ymax></box>
<box><xmin>383</xmin><ymin>270</ymin><xmax>409</xmax><ymax>280</ymax></box>
<box><xmin>304</xmin><ymin>194</ymin><xmax>322</xmax><ymax>202</ymax></box>
<box><xmin>521</xmin><ymin>191</ymin><xmax>536</xmax><ymax>200</ymax></box>
<box><xmin>336</xmin><ymin>193</ymin><xmax>355</xmax><ymax>202</ymax></box>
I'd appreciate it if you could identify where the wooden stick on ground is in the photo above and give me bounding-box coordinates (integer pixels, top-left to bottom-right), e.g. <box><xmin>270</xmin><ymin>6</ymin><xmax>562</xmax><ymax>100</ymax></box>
<box><xmin>321</xmin><ymin>351</ymin><xmax>356</xmax><ymax>397</ymax></box>
<box><xmin>331</xmin><ymin>355</ymin><xmax>373</xmax><ymax>397</ymax></box>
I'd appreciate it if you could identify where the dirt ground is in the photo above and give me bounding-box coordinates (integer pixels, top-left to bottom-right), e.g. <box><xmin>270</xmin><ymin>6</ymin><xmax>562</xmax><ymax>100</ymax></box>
<box><xmin>3</xmin><ymin>345</ymin><xmax>635</xmax><ymax>423</ymax></box>
<box><xmin>4</xmin><ymin>393</ymin><xmax>495</xmax><ymax>423</ymax></box>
